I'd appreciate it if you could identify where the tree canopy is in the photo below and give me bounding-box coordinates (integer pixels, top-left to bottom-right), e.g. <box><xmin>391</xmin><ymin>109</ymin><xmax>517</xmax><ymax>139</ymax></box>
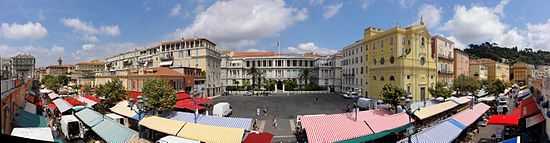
<box><xmin>487</xmin><ymin>79</ymin><xmax>508</xmax><ymax>96</ymax></box>
<box><xmin>142</xmin><ymin>79</ymin><xmax>176</xmax><ymax>115</ymax></box>
<box><xmin>465</xmin><ymin>42</ymin><xmax>550</xmax><ymax>65</ymax></box>
<box><xmin>95</xmin><ymin>78</ymin><xmax>126</xmax><ymax>113</ymax></box>
<box><xmin>429</xmin><ymin>82</ymin><xmax>453</xmax><ymax>99</ymax></box>
<box><xmin>452</xmin><ymin>75</ymin><xmax>481</xmax><ymax>96</ymax></box>
<box><xmin>381</xmin><ymin>84</ymin><xmax>406</xmax><ymax>113</ymax></box>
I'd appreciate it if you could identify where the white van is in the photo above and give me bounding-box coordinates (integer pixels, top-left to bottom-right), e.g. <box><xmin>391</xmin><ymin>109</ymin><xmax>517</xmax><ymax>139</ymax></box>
<box><xmin>157</xmin><ymin>136</ymin><xmax>200</xmax><ymax>143</ymax></box>
<box><xmin>105</xmin><ymin>113</ymin><xmax>130</xmax><ymax>127</ymax></box>
<box><xmin>60</xmin><ymin>115</ymin><xmax>84</xmax><ymax>140</ymax></box>
<box><xmin>213</xmin><ymin>102</ymin><xmax>232</xmax><ymax>117</ymax></box>
<box><xmin>357</xmin><ymin>98</ymin><xmax>375</xmax><ymax>110</ymax></box>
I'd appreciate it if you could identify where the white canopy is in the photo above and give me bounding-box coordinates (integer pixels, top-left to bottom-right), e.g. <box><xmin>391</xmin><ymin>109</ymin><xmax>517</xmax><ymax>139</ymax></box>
<box><xmin>11</xmin><ymin>127</ymin><xmax>54</xmax><ymax>142</ymax></box>
<box><xmin>24</xmin><ymin>102</ymin><xmax>37</xmax><ymax>114</ymax></box>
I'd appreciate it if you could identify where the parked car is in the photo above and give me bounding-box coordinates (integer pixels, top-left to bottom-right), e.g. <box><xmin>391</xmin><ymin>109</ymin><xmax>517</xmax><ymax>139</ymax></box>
<box><xmin>213</xmin><ymin>102</ymin><xmax>232</xmax><ymax>117</ymax></box>
<box><xmin>244</xmin><ymin>91</ymin><xmax>252</xmax><ymax>96</ymax></box>
<box><xmin>60</xmin><ymin>115</ymin><xmax>84</xmax><ymax>140</ymax></box>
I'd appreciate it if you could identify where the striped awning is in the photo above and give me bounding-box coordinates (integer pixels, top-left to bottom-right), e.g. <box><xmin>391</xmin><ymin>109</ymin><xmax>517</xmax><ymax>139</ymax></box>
<box><xmin>400</xmin><ymin>119</ymin><xmax>465</xmax><ymax>143</ymax></box>
<box><xmin>48</xmin><ymin>93</ymin><xmax>59</xmax><ymax>99</ymax></box>
<box><xmin>177</xmin><ymin>122</ymin><xmax>244</xmax><ymax>143</ymax></box>
<box><xmin>11</xmin><ymin>127</ymin><xmax>54</xmax><ymax>142</ymax></box>
<box><xmin>75</xmin><ymin>108</ymin><xmax>104</xmax><ymax>127</ymax></box>
<box><xmin>139</xmin><ymin>116</ymin><xmax>187</xmax><ymax>135</ymax></box>
<box><xmin>300</xmin><ymin>112</ymin><xmax>375</xmax><ymax>143</ymax></box>
<box><xmin>91</xmin><ymin>117</ymin><xmax>138</xmax><ymax>143</ymax></box>
<box><xmin>451</xmin><ymin>103</ymin><xmax>490</xmax><ymax>127</ymax></box>
<box><xmin>109</xmin><ymin>100</ymin><xmax>141</xmax><ymax>120</ymax></box>
<box><xmin>414</xmin><ymin>101</ymin><xmax>458</xmax><ymax>120</ymax></box>
<box><xmin>168</xmin><ymin>111</ymin><xmax>252</xmax><ymax>130</ymax></box>
<box><xmin>76</xmin><ymin>96</ymin><xmax>97</xmax><ymax>107</ymax></box>
<box><xmin>451</xmin><ymin>96</ymin><xmax>472</xmax><ymax>105</ymax></box>
<box><xmin>52</xmin><ymin>98</ymin><xmax>73</xmax><ymax>113</ymax></box>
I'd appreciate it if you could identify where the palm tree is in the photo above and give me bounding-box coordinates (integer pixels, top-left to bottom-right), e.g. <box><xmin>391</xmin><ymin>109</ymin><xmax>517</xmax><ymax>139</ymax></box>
<box><xmin>299</xmin><ymin>69</ymin><xmax>312</xmax><ymax>87</ymax></box>
<box><xmin>246</xmin><ymin>65</ymin><xmax>264</xmax><ymax>94</ymax></box>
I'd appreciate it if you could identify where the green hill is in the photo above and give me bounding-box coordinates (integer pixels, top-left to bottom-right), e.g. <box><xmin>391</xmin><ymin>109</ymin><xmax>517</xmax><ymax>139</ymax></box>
<box><xmin>464</xmin><ymin>42</ymin><xmax>550</xmax><ymax>66</ymax></box>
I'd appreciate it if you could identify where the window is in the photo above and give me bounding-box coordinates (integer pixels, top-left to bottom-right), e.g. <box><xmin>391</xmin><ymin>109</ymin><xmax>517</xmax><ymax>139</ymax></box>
<box><xmin>293</xmin><ymin>60</ymin><xmax>297</xmax><ymax>66</ymax></box>
<box><xmin>373</xmin><ymin>76</ymin><xmax>376</xmax><ymax>80</ymax></box>
<box><xmin>380</xmin><ymin>76</ymin><xmax>385</xmax><ymax>81</ymax></box>
<box><xmin>390</xmin><ymin>76</ymin><xmax>395</xmax><ymax>81</ymax></box>
<box><xmin>373</xmin><ymin>59</ymin><xmax>377</xmax><ymax>65</ymax></box>
<box><xmin>407</xmin><ymin>75</ymin><xmax>411</xmax><ymax>79</ymax></box>
<box><xmin>380</xmin><ymin>57</ymin><xmax>385</xmax><ymax>65</ymax></box>
<box><xmin>390</xmin><ymin>56</ymin><xmax>395</xmax><ymax>64</ymax></box>
<box><xmin>420</xmin><ymin>57</ymin><xmax>426</xmax><ymax>65</ymax></box>
<box><xmin>361</xmin><ymin>67</ymin><xmax>363</xmax><ymax>74</ymax></box>
<box><xmin>421</xmin><ymin>37</ymin><xmax>425</xmax><ymax>46</ymax></box>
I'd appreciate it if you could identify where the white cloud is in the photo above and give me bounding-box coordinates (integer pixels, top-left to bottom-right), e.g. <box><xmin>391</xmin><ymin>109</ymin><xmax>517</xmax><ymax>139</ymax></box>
<box><xmin>417</xmin><ymin>4</ymin><xmax>441</xmax><ymax>28</ymax></box>
<box><xmin>494</xmin><ymin>0</ymin><xmax>510</xmax><ymax>16</ymax></box>
<box><xmin>309</xmin><ymin>0</ymin><xmax>325</xmax><ymax>6</ymax></box>
<box><xmin>0</xmin><ymin>22</ymin><xmax>47</xmax><ymax>39</ymax></box>
<box><xmin>445</xmin><ymin>36</ymin><xmax>467</xmax><ymax>49</ymax></box>
<box><xmin>175</xmin><ymin>0</ymin><xmax>308</xmax><ymax>49</ymax></box>
<box><xmin>0</xmin><ymin>44</ymin><xmax>64</xmax><ymax>66</ymax></box>
<box><xmin>359</xmin><ymin>0</ymin><xmax>372</xmax><ymax>10</ymax></box>
<box><xmin>170</xmin><ymin>4</ymin><xmax>182</xmax><ymax>16</ymax></box>
<box><xmin>526</xmin><ymin>19</ymin><xmax>550</xmax><ymax>51</ymax></box>
<box><xmin>72</xmin><ymin>42</ymin><xmax>138</xmax><ymax>61</ymax></box>
<box><xmin>399</xmin><ymin>0</ymin><xmax>415</xmax><ymax>8</ymax></box>
<box><xmin>287</xmin><ymin>42</ymin><xmax>337</xmax><ymax>55</ymax></box>
<box><xmin>99</xmin><ymin>25</ymin><xmax>120</xmax><ymax>36</ymax></box>
<box><xmin>61</xmin><ymin>18</ymin><xmax>120</xmax><ymax>42</ymax></box>
<box><xmin>323</xmin><ymin>2</ymin><xmax>343</xmax><ymax>19</ymax></box>
<box><xmin>245</xmin><ymin>48</ymin><xmax>267</xmax><ymax>52</ymax></box>
<box><xmin>441</xmin><ymin>5</ymin><xmax>506</xmax><ymax>45</ymax></box>
<box><xmin>440</xmin><ymin>0</ymin><xmax>550</xmax><ymax>51</ymax></box>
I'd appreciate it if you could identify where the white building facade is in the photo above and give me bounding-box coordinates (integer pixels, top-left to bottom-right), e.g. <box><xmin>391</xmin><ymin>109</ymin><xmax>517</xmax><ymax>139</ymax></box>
<box><xmin>221</xmin><ymin>52</ymin><xmax>317</xmax><ymax>92</ymax></box>
<box><xmin>313</xmin><ymin>54</ymin><xmax>342</xmax><ymax>92</ymax></box>
<box><xmin>341</xmin><ymin>40</ymin><xmax>367</xmax><ymax>96</ymax></box>
<box><xmin>103</xmin><ymin>38</ymin><xmax>222</xmax><ymax>96</ymax></box>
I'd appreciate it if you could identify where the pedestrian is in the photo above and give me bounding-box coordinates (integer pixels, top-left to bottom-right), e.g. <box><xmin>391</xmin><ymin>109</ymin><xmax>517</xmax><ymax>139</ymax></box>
<box><xmin>256</xmin><ymin>108</ymin><xmax>260</xmax><ymax>116</ymax></box>
<box><xmin>315</xmin><ymin>97</ymin><xmax>319</xmax><ymax>103</ymax></box>
<box><xmin>273</xmin><ymin>118</ymin><xmax>278</xmax><ymax>128</ymax></box>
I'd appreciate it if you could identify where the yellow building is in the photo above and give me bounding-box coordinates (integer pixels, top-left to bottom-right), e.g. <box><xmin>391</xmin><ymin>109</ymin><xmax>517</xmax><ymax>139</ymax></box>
<box><xmin>469</xmin><ymin>64</ymin><xmax>488</xmax><ymax>80</ymax></box>
<box><xmin>470</xmin><ymin>58</ymin><xmax>510</xmax><ymax>82</ymax></box>
<box><xmin>511</xmin><ymin>62</ymin><xmax>535</xmax><ymax>85</ymax></box>
<box><xmin>364</xmin><ymin>23</ymin><xmax>437</xmax><ymax>101</ymax></box>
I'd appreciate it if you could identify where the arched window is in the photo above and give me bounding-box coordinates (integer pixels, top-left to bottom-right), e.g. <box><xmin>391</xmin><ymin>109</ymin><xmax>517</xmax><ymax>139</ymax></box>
<box><xmin>390</xmin><ymin>56</ymin><xmax>395</xmax><ymax>64</ymax></box>
<box><xmin>380</xmin><ymin>76</ymin><xmax>385</xmax><ymax>81</ymax></box>
<box><xmin>373</xmin><ymin>76</ymin><xmax>377</xmax><ymax>80</ymax></box>
<box><xmin>380</xmin><ymin>58</ymin><xmax>385</xmax><ymax>65</ymax></box>
<box><xmin>373</xmin><ymin>59</ymin><xmax>377</xmax><ymax>65</ymax></box>
<box><xmin>420</xmin><ymin>57</ymin><xmax>426</xmax><ymax>65</ymax></box>
<box><xmin>421</xmin><ymin>37</ymin><xmax>425</xmax><ymax>46</ymax></box>
<box><xmin>390</xmin><ymin>76</ymin><xmax>395</xmax><ymax>81</ymax></box>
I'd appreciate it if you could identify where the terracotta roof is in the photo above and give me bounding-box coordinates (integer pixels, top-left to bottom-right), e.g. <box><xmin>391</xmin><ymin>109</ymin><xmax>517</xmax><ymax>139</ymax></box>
<box><xmin>230</xmin><ymin>51</ymin><xmax>276</xmax><ymax>58</ymax></box>
<box><xmin>138</xmin><ymin>67</ymin><xmax>184</xmax><ymax>77</ymax></box>
<box><xmin>47</xmin><ymin>64</ymin><xmax>75</xmax><ymax>68</ymax></box>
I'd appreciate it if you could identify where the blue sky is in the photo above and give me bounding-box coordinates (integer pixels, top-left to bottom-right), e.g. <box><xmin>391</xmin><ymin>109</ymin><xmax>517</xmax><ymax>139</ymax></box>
<box><xmin>1</xmin><ymin>0</ymin><xmax>549</xmax><ymax>66</ymax></box>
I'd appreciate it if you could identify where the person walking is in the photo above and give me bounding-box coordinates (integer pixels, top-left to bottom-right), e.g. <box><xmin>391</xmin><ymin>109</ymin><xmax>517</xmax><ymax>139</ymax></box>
<box><xmin>273</xmin><ymin>118</ymin><xmax>278</xmax><ymax>128</ymax></box>
<box><xmin>256</xmin><ymin>108</ymin><xmax>260</xmax><ymax>117</ymax></box>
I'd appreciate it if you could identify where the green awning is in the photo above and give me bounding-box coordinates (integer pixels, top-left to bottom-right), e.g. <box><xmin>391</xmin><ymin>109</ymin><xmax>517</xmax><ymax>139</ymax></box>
<box><xmin>15</xmin><ymin>109</ymin><xmax>48</xmax><ymax>127</ymax></box>
<box><xmin>337</xmin><ymin>124</ymin><xmax>411</xmax><ymax>143</ymax></box>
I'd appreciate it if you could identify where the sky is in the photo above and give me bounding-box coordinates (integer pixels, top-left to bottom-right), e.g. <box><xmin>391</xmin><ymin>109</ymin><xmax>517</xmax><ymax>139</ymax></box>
<box><xmin>1</xmin><ymin>0</ymin><xmax>549</xmax><ymax>66</ymax></box>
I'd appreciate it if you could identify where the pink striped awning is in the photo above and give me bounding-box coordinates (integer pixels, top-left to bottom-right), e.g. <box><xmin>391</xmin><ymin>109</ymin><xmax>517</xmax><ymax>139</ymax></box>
<box><xmin>300</xmin><ymin>113</ymin><xmax>373</xmax><ymax>143</ymax></box>
<box><xmin>365</xmin><ymin>112</ymin><xmax>412</xmax><ymax>133</ymax></box>
<box><xmin>451</xmin><ymin>103</ymin><xmax>490</xmax><ymax>126</ymax></box>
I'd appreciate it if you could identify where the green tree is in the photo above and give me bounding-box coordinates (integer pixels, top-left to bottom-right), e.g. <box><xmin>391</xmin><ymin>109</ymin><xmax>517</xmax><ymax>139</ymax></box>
<box><xmin>283</xmin><ymin>80</ymin><xmax>298</xmax><ymax>91</ymax></box>
<box><xmin>82</xmin><ymin>84</ymin><xmax>92</xmax><ymax>95</ymax></box>
<box><xmin>57</xmin><ymin>75</ymin><xmax>70</xmax><ymax>86</ymax></box>
<box><xmin>487</xmin><ymin>79</ymin><xmax>506</xmax><ymax>96</ymax></box>
<box><xmin>453</xmin><ymin>75</ymin><xmax>481</xmax><ymax>96</ymax></box>
<box><xmin>95</xmin><ymin>78</ymin><xmax>126</xmax><ymax>113</ymax></box>
<box><xmin>142</xmin><ymin>79</ymin><xmax>176</xmax><ymax>115</ymax></box>
<box><xmin>429</xmin><ymin>82</ymin><xmax>453</xmax><ymax>99</ymax></box>
<box><xmin>242</xmin><ymin>80</ymin><xmax>251</xmax><ymax>90</ymax></box>
<box><xmin>381</xmin><ymin>84</ymin><xmax>406</xmax><ymax>113</ymax></box>
<box><xmin>246</xmin><ymin>65</ymin><xmax>264</xmax><ymax>91</ymax></box>
<box><xmin>41</xmin><ymin>75</ymin><xmax>62</xmax><ymax>92</ymax></box>
<box><xmin>265</xmin><ymin>79</ymin><xmax>277</xmax><ymax>91</ymax></box>
<box><xmin>299</xmin><ymin>69</ymin><xmax>312</xmax><ymax>87</ymax></box>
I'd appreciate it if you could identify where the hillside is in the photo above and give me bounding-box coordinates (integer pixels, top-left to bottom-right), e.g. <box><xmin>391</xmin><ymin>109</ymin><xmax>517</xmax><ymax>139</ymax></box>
<box><xmin>464</xmin><ymin>42</ymin><xmax>550</xmax><ymax>66</ymax></box>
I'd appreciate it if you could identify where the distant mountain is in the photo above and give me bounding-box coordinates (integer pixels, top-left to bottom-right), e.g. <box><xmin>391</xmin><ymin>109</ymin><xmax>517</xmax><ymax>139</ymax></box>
<box><xmin>464</xmin><ymin>42</ymin><xmax>550</xmax><ymax>66</ymax></box>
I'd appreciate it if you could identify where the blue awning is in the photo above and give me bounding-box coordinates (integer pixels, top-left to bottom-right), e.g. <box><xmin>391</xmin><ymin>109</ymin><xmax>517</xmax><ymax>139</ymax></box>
<box><xmin>401</xmin><ymin>119</ymin><xmax>466</xmax><ymax>143</ymax></box>
<box><xmin>15</xmin><ymin>109</ymin><xmax>48</xmax><ymax>127</ymax></box>
<box><xmin>75</xmin><ymin>108</ymin><xmax>104</xmax><ymax>127</ymax></box>
<box><xmin>74</xmin><ymin>108</ymin><xmax>138</xmax><ymax>143</ymax></box>
<box><xmin>168</xmin><ymin>111</ymin><xmax>253</xmax><ymax>130</ymax></box>
<box><xmin>92</xmin><ymin>117</ymin><xmax>138</xmax><ymax>143</ymax></box>
<box><xmin>500</xmin><ymin>136</ymin><xmax>520</xmax><ymax>143</ymax></box>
